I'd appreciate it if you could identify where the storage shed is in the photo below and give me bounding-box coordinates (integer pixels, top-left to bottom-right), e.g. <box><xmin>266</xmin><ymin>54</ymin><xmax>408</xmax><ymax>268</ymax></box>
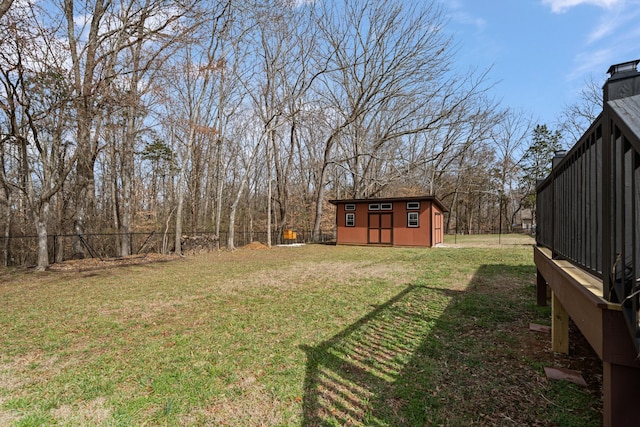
<box><xmin>329</xmin><ymin>196</ymin><xmax>448</xmax><ymax>247</ymax></box>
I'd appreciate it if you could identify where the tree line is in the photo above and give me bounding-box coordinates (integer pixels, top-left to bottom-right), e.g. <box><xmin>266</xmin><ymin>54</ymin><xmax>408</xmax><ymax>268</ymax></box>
<box><xmin>0</xmin><ymin>0</ymin><xmax>600</xmax><ymax>270</ymax></box>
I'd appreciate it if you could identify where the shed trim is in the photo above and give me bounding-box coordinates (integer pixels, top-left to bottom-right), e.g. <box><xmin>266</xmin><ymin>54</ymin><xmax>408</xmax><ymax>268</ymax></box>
<box><xmin>329</xmin><ymin>195</ymin><xmax>448</xmax><ymax>213</ymax></box>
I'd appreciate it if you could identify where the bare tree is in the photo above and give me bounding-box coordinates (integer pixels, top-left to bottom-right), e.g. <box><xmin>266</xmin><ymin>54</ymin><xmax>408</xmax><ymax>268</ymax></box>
<box><xmin>0</xmin><ymin>0</ymin><xmax>13</xmax><ymax>19</ymax></box>
<box><xmin>239</xmin><ymin>0</ymin><xmax>321</xmax><ymax>245</ymax></box>
<box><xmin>431</xmin><ymin>102</ymin><xmax>498</xmax><ymax>233</ymax></box>
<box><xmin>61</xmin><ymin>0</ymin><xmax>192</xmax><ymax>258</ymax></box>
<box><xmin>207</xmin><ymin>1</ymin><xmax>247</xmax><ymax>248</ymax></box>
<box><xmin>223</xmin><ymin>108</ymin><xmax>267</xmax><ymax>250</ymax></box>
<box><xmin>109</xmin><ymin>0</ymin><xmax>192</xmax><ymax>256</ymax></box>
<box><xmin>0</xmin><ymin>0</ymin><xmax>529</xmax><ymax>265</ymax></box>
<box><xmin>557</xmin><ymin>76</ymin><xmax>602</xmax><ymax>143</ymax></box>
<box><xmin>0</xmin><ymin>139</ymin><xmax>12</xmax><ymax>266</ymax></box>
<box><xmin>490</xmin><ymin>108</ymin><xmax>532</xmax><ymax>231</ymax></box>
<box><xmin>62</xmin><ymin>0</ymin><xmax>111</xmax><ymax>257</ymax></box>
<box><xmin>155</xmin><ymin>0</ymin><xmax>242</xmax><ymax>254</ymax></box>
<box><xmin>309</xmin><ymin>0</ymin><xmax>493</xmax><ymax>240</ymax></box>
<box><xmin>0</xmin><ymin>16</ymin><xmax>78</xmax><ymax>270</ymax></box>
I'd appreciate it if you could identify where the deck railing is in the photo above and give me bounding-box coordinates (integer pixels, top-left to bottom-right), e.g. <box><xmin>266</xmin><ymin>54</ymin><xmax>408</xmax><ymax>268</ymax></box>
<box><xmin>536</xmin><ymin>121</ymin><xmax>604</xmax><ymax>278</ymax></box>
<box><xmin>536</xmin><ymin>91</ymin><xmax>640</xmax><ymax>354</ymax></box>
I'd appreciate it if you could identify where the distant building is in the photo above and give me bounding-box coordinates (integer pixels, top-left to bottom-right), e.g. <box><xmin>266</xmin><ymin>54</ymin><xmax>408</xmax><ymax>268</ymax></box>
<box><xmin>329</xmin><ymin>196</ymin><xmax>448</xmax><ymax>247</ymax></box>
<box><xmin>517</xmin><ymin>209</ymin><xmax>533</xmax><ymax>230</ymax></box>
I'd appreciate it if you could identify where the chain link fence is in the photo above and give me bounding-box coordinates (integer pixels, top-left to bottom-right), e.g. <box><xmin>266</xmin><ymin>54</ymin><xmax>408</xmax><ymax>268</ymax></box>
<box><xmin>0</xmin><ymin>230</ymin><xmax>335</xmax><ymax>268</ymax></box>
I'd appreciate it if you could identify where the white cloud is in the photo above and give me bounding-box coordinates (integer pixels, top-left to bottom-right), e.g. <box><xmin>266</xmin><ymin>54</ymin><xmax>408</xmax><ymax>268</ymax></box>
<box><xmin>444</xmin><ymin>0</ymin><xmax>486</xmax><ymax>30</ymax></box>
<box><xmin>587</xmin><ymin>19</ymin><xmax>619</xmax><ymax>43</ymax></box>
<box><xmin>569</xmin><ymin>29</ymin><xmax>639</xmax><ymax>82</ymax></box>
<box><xmin>542</xmin><ymin>0</ymin><xmax>622</xmax><ymax>13</ymax></box>
<box><xmin>587</xmin><ymin>6</ymin><xmax>639</xmax><ymax>43</ymax></box>
<box><xmin>453</xmin><ymin>12</ymin><xmax>486</xmax><ymax>30</ymax></box>
<box><xmin>569</xmin><ymin>48</ymin><xmax>618</xmax><ymax>80</ymax></box>
<box><xmin>571</xmin><ymin>1</ymin><xmax>640</xmax><ymax>82</ymax></box>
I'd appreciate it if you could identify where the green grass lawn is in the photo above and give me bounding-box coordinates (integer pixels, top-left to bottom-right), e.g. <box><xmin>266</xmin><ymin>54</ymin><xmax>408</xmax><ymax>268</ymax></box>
<box><xmin>0</xmin><ymin>239</ymin><xmax>601</xmax><ymax>426</ymax></box>
<box><xmin>443</xmin><ymin>232</ymin><xmax>535</xmax><ymax>246</ymax></box>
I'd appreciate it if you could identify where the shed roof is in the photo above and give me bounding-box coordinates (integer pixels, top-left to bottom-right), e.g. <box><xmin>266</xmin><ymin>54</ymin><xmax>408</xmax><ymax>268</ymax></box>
<box><xmin>328</xmin><ymin>195</ymin><xmax>448</xmax><ymax>213</ymax></box>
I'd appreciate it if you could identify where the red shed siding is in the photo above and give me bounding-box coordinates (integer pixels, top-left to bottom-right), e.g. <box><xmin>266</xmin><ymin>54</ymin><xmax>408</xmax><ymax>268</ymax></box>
<box><xmin>335</xmin><ymin>203</ymin><xmax>369</xmax><ymax>244</ymax></box>
<box><xmin>392</xmin><ymin>202</ymin><xmax>430</xmax><ymax>246</ymax></box>
<box><xmin>331</xmin><ymin>196</ymin><xmax>447</xmax><ymax>248</ymax></box>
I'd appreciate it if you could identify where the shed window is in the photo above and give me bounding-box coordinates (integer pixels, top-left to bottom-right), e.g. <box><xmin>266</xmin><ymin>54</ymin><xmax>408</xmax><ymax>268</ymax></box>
<box><xmin>346</xmin><ymin>213</ymin><xmax>355</xmax><ymax>227</ymax></box>
<box><xmin>407</xmin><ymin>201</ymin><xmax>420</xmax><ymax>210</ymax></box>
<box><xmin>380</xmin><ymin>203</ymin><xmax>393</xmax><ymax>210</ymax></box>
<box><xmin>345</xmin><ymin>204</ymin><xmax>356</xmax><ymax>211</ymax></box>
<box><xmin>407</xmin><ymin>212</ymin><xmax>419</xmax><ymax>227</ymax></box>
<box><xmin>368</xmin><ymin>203</ymin><xmax>380</xmax><ymax>211</ymax></box>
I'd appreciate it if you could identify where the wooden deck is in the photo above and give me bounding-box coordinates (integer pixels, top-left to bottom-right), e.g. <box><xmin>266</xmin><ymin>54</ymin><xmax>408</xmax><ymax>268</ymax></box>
<box><xmin>534</xmin><ymin>59</ymin><xmax>640</xmax><ymax>427</ymax></box>
<box><xmin>536</xmin><ymin>246</ymin><xmax>611</xmax><ymax>303</ymax></box>
<box><xmin>535</xmin><ymin>246</ymin><xmax>640</xmax><ymax>427</ymax></box>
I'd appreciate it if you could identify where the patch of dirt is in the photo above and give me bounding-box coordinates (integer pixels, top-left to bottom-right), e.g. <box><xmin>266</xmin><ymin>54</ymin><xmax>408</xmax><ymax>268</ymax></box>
<box><xmin>196</xmin><ymin>370</ymin><xmax>286</xmax><ymax>426</ymax></box>
<box><xmin>0</xmin><ymin>400</ymin><xmax>18</xmax><ymax>426</ymax></box>
<box><xmin>242</xmin><ymin>241</ymin><xmax>270</xmax><ymax>250</ymax></box>
<box><xmin>565</xmin><ymin>320</ymin><xmax>603</xmax><ymax>394</ymax></box>
<box><xmin>51</xmin><ymin>397</ymin><xmax>111</xmax><ymax>425</ymax></box>
<box><xmin>495</xmin><ymin>314</ymin><xmax>603</xmax><ymax>423</ymax></box>
<box><xmin>219</xmin><ymin>260</ymin><xmax>415</xmax><ymax>294</ymax></box>
<box><xmin>517</xmin><ymin>314</ymin><xmax>602</xmax><ymax>401</ymax></box>
<box><xmin>47</xmin><ymin>253</ymin><xmax>180</xmax><ymax>272</ymax></box>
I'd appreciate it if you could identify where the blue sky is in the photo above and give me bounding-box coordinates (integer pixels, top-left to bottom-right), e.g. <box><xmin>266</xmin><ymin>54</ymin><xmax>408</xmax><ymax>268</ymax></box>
<box><xmin>443</xmin><ymin>0</ymin><xmax>640</xmax><ymax>127</ymax></box>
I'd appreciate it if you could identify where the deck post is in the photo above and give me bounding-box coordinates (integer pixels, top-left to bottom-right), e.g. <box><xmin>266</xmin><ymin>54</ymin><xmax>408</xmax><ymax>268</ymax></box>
<box><xmin>603</xmin><ymin>362</ymin><xmax>640</xmax><ymax>426</ymax></box>
<box><xmin>601</xmin><ymin>308</ymin><xmax>640</xmax><ymax>426</ymax></box>
<box><xmin>551</xmin><ymin>291</ymin><xmax>569</xmax><ymax>353</ymax></box>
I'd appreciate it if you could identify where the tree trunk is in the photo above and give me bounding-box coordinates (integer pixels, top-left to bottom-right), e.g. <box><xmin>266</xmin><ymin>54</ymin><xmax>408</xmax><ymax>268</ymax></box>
<box><xmin>214</xmin><ymin>138</ymin><xmax>224</xmax><ymax>250</ymax></box>
<box><xmin>446</xmin><ymin>190</ymin><xmax>459</xmax><ymax>234</ymax></box>
<box><xmin>175</xmin><ymin>168</ymin><xmax>185</xmax><ymax>256</ymax></box>
<box><xmin>109</xmin><ymin>130</ymin><xmax>122</xmax><ymax>255</ymax></box>
<box><xmin>312</xmin><ymin>162</ymin><xmax>330</xmax><ymax>242</ymax></box>
<box><xmin>266</xmin><ymin>130</ymin><xmax>273</xmax><ymax>247</ymax></box>
<box><xmin>312</xmin><ymin>131</ymin><xmax>341</xmax><ymax>241</ymax></box>
<box><xmin>54</xmin><ymin>191</ymin><xmax>64</xmax><ymax>264</ymax></box>
<box><xmin>228</xmin><ymin>137</ymin><xmax>263</xmax><ymax>250</ymax></box>
<box><xmin>227</xmin><ymin>200</ymin><xmax>238</xmax><ymax>250</ymax></box>
<box><xmin>227</xmin><ymin>165</ymin><xmax>253</xmax><ymax>250</ymax></box>
<box><xmin>1</xmin><ymin>192</ymin><xmax>11</xmax><ymax>267</ymax></box>
<box><xmin>65</xmin><ymin>0</ymin><xmax>106</xmax><ymax>259</ymax></box>
<box><xmin>120</xmin><ymin>115</ymin><xmax>134</xmax><ymax>257</ymax></box>
<box><xmin>73</xmin><ymin>150</ymin><xmax>95</xmax><ymax>259</ymax></box>
<box><xmin>34</xmin><ymin>201</ymin><xmax>50</xmax><ymax>271</ymax></box>
<box><xmin>0</xmin><ymin>0</ymin><xmax>14</xmax><ymax>19</ymax></box>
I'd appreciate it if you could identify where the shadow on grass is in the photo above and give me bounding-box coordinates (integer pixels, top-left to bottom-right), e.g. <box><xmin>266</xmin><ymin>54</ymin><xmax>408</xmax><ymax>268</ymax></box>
<box><xmin>300</xmin><ymin>282</ymin><xmax>460</xmax><ymax>426</ymax></box>
<box><xmin>300</xmin><ymin>263</ymin><xmax>602</xmax><ymax>426</ymax></box>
